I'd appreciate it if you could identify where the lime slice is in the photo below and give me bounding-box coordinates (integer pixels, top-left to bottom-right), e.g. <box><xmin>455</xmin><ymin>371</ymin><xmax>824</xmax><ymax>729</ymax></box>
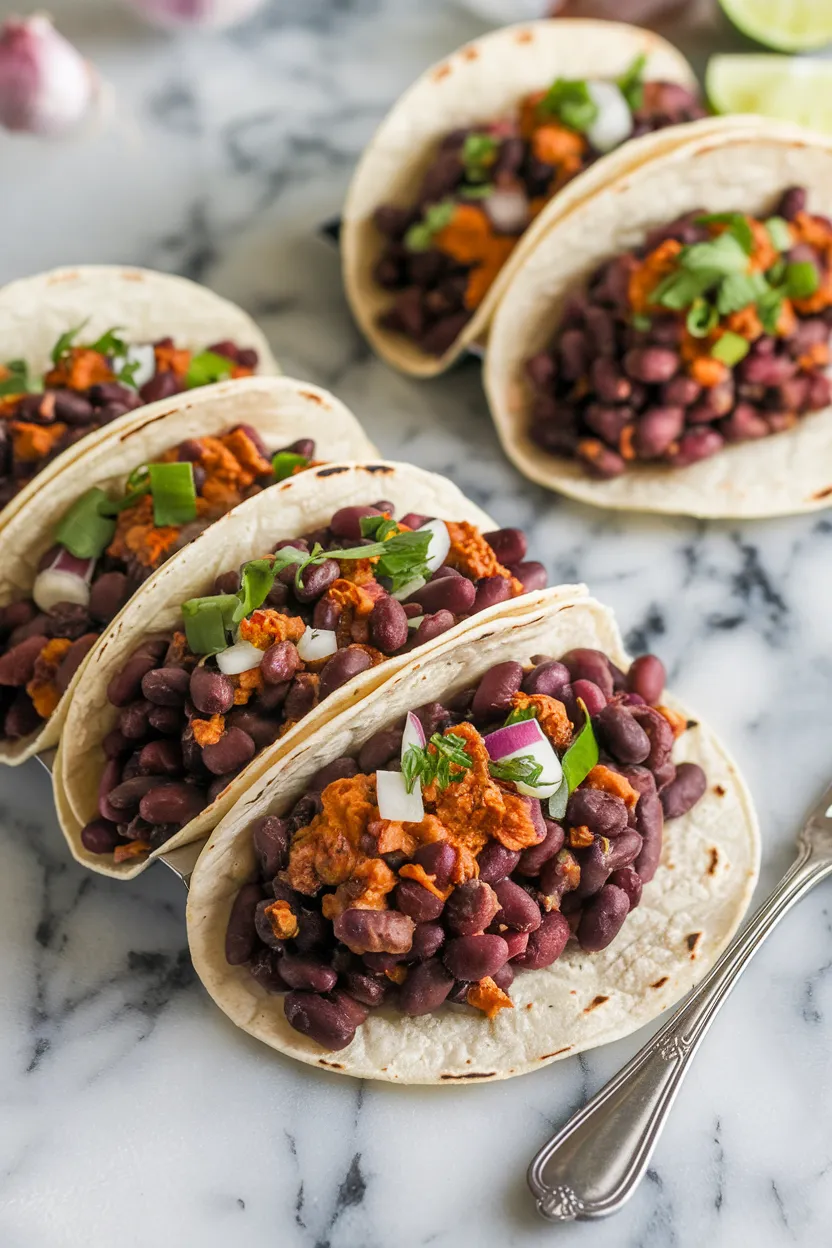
<box><xmin>707</xmin><ymin>55</ymin><xmax>832</xmax><ymax>132</ymax></box>
<box><xmin>719</xmin><ymin>0</ymin><xmax>832</xmax><ymax>51</ymax></box>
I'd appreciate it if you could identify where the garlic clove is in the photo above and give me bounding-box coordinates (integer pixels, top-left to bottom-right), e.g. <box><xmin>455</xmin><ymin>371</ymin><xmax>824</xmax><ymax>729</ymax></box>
<box><xmin>125</xmin><ymin>0</ymin><xmax>268</xmax><ymax>30</ymax></box>
<box><xmin>0</xmin><ymin>16</ymin><xmax>98</xmax><ymax>138</ymax></box>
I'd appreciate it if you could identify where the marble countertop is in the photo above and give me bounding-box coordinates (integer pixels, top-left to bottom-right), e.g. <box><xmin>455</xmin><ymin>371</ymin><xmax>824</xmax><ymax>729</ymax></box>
<box><xmin>2</xmin><ymin>2</ymin><xmax>832</xmax><ymax>1245</ymax></box>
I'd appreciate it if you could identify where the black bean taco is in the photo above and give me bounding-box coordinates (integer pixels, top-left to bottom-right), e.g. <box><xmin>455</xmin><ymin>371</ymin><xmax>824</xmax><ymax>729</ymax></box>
<box><xmin>342</xmin><ymin>18</ymin><xmax>714</xmax><ymax>378</ymax></box>
<box><xmin>185</xmin><ymin>587</ymin><xmax>759</xmax><ymax>1083</ymax></box>
<box><xmin>53</xmin><ymin>461</ymin><xmax>552</xmax><ymax>879</ymax></box>
<box><xmin>0</xmin><ymin>377</ymin><xmax>376</xmax><ymax>764</ymax></box>
<box><xmin>485</xmin><ymin>123</ymin><xmax>832</xmax><ymax>517</ymax></box>
<box><xmin>0</xmin><ymin>264</ymin><xmax>278</xmax><ymax>519</ymax></box>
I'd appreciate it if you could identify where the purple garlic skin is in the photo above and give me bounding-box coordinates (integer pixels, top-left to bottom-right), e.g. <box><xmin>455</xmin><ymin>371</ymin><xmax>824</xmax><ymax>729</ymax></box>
<box><xmin>0</xmin><ymin>16</ymin><xmax>98</xmax><ymax>138</ymax></box>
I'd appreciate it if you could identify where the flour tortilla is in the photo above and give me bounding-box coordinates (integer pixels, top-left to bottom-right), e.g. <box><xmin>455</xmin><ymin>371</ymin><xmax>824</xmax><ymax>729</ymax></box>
<box><xmin>342</xmin><ymin>18</ymin><xmax>705</xmax><ymax>378</ymax></box>
<box><xmin>485</xmin><ymin>122</ymin><xmax>832</xmax><ymax>518</ymax></box>
<box><xmin>55</xmin><ymin>461</ymin><xmax>539</xmax><ymax>880</ymax></box>
<box><xmin>187</xmin><ymin>587</ymin><xmax>759</xmax><ymax>1084</ymax></box>
<box><xmin>0</xmin><ymin>264</ymin><xmax>279</xmax><ymax>532</ymax></box>
<box><xmin>0</xmin><ymin>377</ymin><xmax>377</xmax><ymax>765</ymax></box>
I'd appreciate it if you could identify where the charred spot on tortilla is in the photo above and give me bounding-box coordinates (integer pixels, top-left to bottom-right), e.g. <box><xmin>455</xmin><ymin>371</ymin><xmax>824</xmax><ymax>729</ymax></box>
<box><xmin>584</xmin><ymin>995</ymin><xmax>609</xmax><ymax>1013</ymax></box>
<box><xmin>120</xmin><ymin>408</ymin><xmax>181</xmax><ymax>438</ymax></box>
<box><xmin>315</xmin><ymin>466</ymin><xmax>350</xmax><ymax>477</ymax></box>
<box><xmin>298</xmin><ymin>390</ymin><xmax>326</xmax><ymax>406</ymax></box>
<box><xmin>686</xmin><ymin>720</ymin><xmax>698</xmax><ymax>731</ymax></box>
<box><xmin>361</xmin><ymin>464</ymin><xmax>395</xmax><ymax>475</ymax></box>
<box><xmin>714</xmin><ymin>784</ymin><xmax>726</xmax><ymax>796</ymax></box>
<box><xmin>318</xmin><ymin>1060</ymin><xmax>345</xmax><ymax>1069</ymax></box>
<box><xmin>651</xmin><ymin>977</ymin><xmax>669</xmax><ymax>989</ymax></box>
<box><xmin>440</xmin><ymin>1071</ymin><xmax>496</xmax><ymax>1080</ymax></box>
<box><xmin>686</xmin><ymin>932</ymin><xmax>703</xmax><ymax>956</ymax></box>
<box><xmin>539</xmin><ymin>1046</ymin><xmax>572</xmax><ymax>1060</ymax></box>
<box><xmin>810</xmin><ymin>486</ymin><xmax>832</xmax><ymax>501</ymax></box>
<box><xmin>462</xmin><ymin>46</ymin><xmax>478</xmax><ymax>61</ymax></box>
<box><xmin>707</xmin><ymin>848</ymin><xmax>719</xmax><ymax>875</ymax></box>
<box><xmin>432</xmin><ymin>64</ymin><xmax>451</xmax><ymax>82</ymax></box>
<box><xmin>515</xmin><ymin>29</ymin><xmax>533</xmax><ymax>43</ymax></box>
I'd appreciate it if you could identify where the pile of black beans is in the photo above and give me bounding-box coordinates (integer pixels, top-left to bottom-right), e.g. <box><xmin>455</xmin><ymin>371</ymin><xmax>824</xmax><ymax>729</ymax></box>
<box><xmin>225</xmin><ymin>646</ymin><xmax>707</xmax><ymax>1051</ymax></box>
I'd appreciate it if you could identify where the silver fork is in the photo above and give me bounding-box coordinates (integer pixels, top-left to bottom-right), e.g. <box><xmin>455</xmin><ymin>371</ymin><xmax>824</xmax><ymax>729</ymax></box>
<box><xmin>528</xmin><ymin>779</ymin><xmax>832</xmax><ymax>1222</ymax></box>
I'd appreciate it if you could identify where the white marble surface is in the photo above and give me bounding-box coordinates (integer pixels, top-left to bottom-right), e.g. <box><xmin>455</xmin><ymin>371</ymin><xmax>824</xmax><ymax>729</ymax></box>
<box><xmin>2</xmin><ymin>2</ymin><xmax>832</xmax><ymax>1245</ymax></box>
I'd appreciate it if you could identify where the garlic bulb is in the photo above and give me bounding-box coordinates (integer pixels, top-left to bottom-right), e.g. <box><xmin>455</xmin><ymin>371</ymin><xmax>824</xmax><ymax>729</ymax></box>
<box><xmin>0</xmin><ymin>16</ymin><xmax>98</xmax><ymax>138</ymax></box>
<box><xmin>126</xmin><ymin>0</ymin><xmax>268</xmax><ymax>29</ymax></box>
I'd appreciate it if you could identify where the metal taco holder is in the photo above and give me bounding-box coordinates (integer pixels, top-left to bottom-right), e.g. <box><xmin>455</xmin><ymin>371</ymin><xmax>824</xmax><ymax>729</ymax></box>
<box><xmin>36</xmin><ymin>750</ymin><xmax>202</xmax><ymax>888</ymax></box>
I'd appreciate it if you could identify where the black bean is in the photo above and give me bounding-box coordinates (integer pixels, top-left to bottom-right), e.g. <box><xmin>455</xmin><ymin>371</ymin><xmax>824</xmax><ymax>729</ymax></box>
<box><xmin>397</xmin><ymin>957</ymin><xmax>455</xmax><ymax>1016</ymax></box>
<box><xmin>413</xmin><ymin>610</ymin><xmax>455</xmax><ymax>646</ymax></box>
<box><xmin>412</xmin><ymin>840</ymin><xmax>457</xmax><ymax>886</ymax></box>
<box><xmin>294</xmin><ymin>559</ymin><xmax>341</xmax><ymax>603</ymax></box>
<box><xmin>578</xmin><ymin>884</ymin><xmax>630</xmax><ymax>952</ymax></box>
<box><xmin>80</xmin><ymin>818</ymin><xmax>121</xmax><ymax>855</ymax></box>
<box><xmin>409</xmin><ymin>921</ymin><xmax>445</xmax><ymax>962</ymax></box>
<box><xmin>334</xmin><ymin>908</ymin><xmax>415</xmax><ymax>955</ymax></box>
<box><xmin>507</xmin><ymin>561</ymin><xmax>547</xmax><ymax>593</ymax></box>
<box><xmin>477</xmin><ymin>841</ymin><xmax>521</xmax><ymax>884</ymax></box>
<box><xmin>0</xmin><ymin>634</ymin><xmax>47</xmax><ymax>686</ymax></box>
<box><xmin>189</xmin><ymin>664</ymin><xmax>235</xmax><ymax>715</ymax></box>
<box><xmin>88</xmin><ymin>572</ymin><xmax>130</xmax><ymax>623</ymax></box>
<box><xmin>566</xmin><ymin>788</ymin><xmax>628</xmax><ymax>838</ymax></box>
<box><xmin>444</xmin><ymin>880</ymin><xmax>500</xmax><ymax>936</ymax></box>
<box><xmin>107</xmin><ymin>640</ymin><xmax>168</xmax><ymax>707</ymax></box>
<box><xmin>597</xmin><ymin>703</ymin><xmax>651</xmax><ymax>765</ymax></box>
<box><xmin>284</xmin><ymin>989</ymin><xmax>367</xmax><ymax>1050</ymax></box>
<box><xmin>330</xmin><ymin>506</ymin><xmax>384</xmax><ymax>540</ymax></box>
<box><xmin>358</xmin><ymin>727</ymin><xmax>403</xmax><ymax>773</ymax></box>
<box><xmin>394</xmin><ymin>879</ymin><xmax>445</xmax><ymax>922</ymax></box>
<box><xmin>512</xmin><ymin>911</ymin><xmax>569</xmax><ymax>970</ymax></box>
<box><xmin>319</xmin><ymin>647</ymin><xmax>373</xmax><ymax>700</ymax></box>
<box><xmin>491</xmin><ymin>878</ymin><xmax>542</xmax><ymax>932</ymax></box>
<box><xmin>201</xmin><ymin>726</ymin><xmax>256</xmax><ymax>776</ymax></box>
<box><xmin>138</xmin><ymin>739</ymin><xmax>182</xmax><ymax>776</ymax></box>
<box><xmin>408</xmin><ymin>575</ymin><xmax>477</xmax><ymax>616</ymax></box>
<box><xmin>516</xmin><ymin>821</ymin><xmax>565</xmax><ymax>876</ymax></box>
<box><xmin>279</xmin><ymin>954</ymin><xmax>338</xmax><ymax>993</ymax></box>
<box><xmin>634</xmin><ymin>792</ymin><xmax>664</xmax><ymax>882</ymax></box>
<box><xmin>225</xmin><ymin>881</ymin><xmax>263</xmax><ymax>965</ymax></box>
<box><xmin>483</xmin><ymin>528</ymin><xmax>527</xmax><ymax>566</ymax></box>
<box><xmin>627</xmin><ymin>654</ymin><xmax>665</xmax><ymax>704</ymax></box>
<box><xmin>309</xmin><ymin>757</ymin><xmax>360</xmax><ymax>791</ymax></box>
<box><xmin>609</xmin><ymin>867</ymin><xmax>642</xmax><ymax>911</ymax></box>
<box><xmin>660</xmin><ymin>762</ymin><xmax>706</xmax><ymax>819</ymax></box>
<box><xmin>139</xmin><ymin>781</ymin><xmax>207</xmax><ymax>825</ymax></box>
<box><xmin>443</xmin><ymin>934</ymin><xmax>509</xmax><ymax>981</ymax></box>
<box><xmin>370</xmin><ymin>596</ymin><xmax>409</xmax><ymax>653</ymax></box>
<box><xmin>55</xmin><ymin>633</ymin><xmax>98</xmax><ymax>694</ymax></box>
<box><xmin>251</xmin><ymin>815</ymin><xmax>290</xmax><ymax>878</ymax></box>
<box><xmin>472</xmin><ymin>661</ymin><xmax>524</xmax><ymax>718</ymax></box>
<box><xmin>148</xmin><ymin>704</ymin><xmax>183</xmax><ymax>735</ymax></box>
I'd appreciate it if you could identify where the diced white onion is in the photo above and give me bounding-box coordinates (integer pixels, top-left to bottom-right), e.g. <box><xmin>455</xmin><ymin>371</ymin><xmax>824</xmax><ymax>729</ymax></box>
<box><xmin>111</xmin><ymin>344</ymin><xmax>156</xmax><ymax>390</ymax></box>
<box><xmin>33</xmin><ymin>568</ymin><xmax>91</xmax><ymax>613</ymax></box>
<box><xmin>391</xmin><ymin>575</ymin><xmax>426</xmax><ymax>602</ymax></box>
<box><xmin>586</xmin><ymin>81</ymin><xmax>634</xmax><ymax>154</ymax></box>
<box><xmin>297</xmin><ymin>626</ymin><xmax>338</xmax><ymax>662</ymax></box>
<box><xmin>485</xmin><ymin>187</ymin><xmax>530</xmax><ymax>235</ymax></box>
<box><xmin>376</xmin><ymin>769</ymin><xmax>424</xmax><ymax>823</ymax></box>
<box><xmin>216</xmin><ymin>640</ymin><xmax>265</xmax><ymax>675</ymax></box>
<box><xmin>401</xmin><ymin>710</ymin><xmax>426</xmax><ymax>760</ymax></box>
<box><xmin>419</xmin><ymin>519</ymin><xmax>451</xmax><ymax>574</ymax></box>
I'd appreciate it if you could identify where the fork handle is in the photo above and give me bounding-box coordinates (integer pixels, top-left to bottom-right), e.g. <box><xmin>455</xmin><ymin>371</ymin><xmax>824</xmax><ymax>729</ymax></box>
<box><xmin>528</xmin><ymin>843</ymin><xmax>832</xmax><ymax>1222</ymax></box>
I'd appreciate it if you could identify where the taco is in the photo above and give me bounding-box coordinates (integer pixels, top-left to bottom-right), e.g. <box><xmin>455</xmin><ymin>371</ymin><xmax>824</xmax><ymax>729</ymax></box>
<box><xmin>54</xmin><ymin>461</ymin><xmax>552</xmax><ymax>879</ymax></box>
<box><xmin>485</xmin><ymin>124</ymin><xmax>832</xmax><ymax>518</ymax></box>
<box><xmin>0</xmin><ymin>264</ymin><xmax>278</xmax><ymax>519</ymax></box>
<box><xmin>0</xmin><ymin>377</ymin><xmax>376</xmax><ymax>764</ymax></box>
<box><xmin>186</xmin><ymin>587</ymin><xmax>759</xmax><ymax>1083</ymax></box>
<box><xmin>342</xmin><ymin>18</ymin><xmax>710</xmax><ymax>378</ymax></box>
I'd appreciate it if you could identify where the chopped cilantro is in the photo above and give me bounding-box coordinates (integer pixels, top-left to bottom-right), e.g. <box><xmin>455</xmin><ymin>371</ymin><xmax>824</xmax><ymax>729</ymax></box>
<box><xmin>404</xmin><ymin>199</ymin><xmax>456</xmax><ymax>253</ymax></box>
<box><xmin>711</xmin><ymin>331</ymin><xmax>750</xmax><ymax>366</ymax></box>
<box><xmin>539</xmin><ymin>77</ymin><xmax>598</xmax><ymax>133</ymax></box>
<box><xmin>695</xmin><ymin>213</ymin><xmax>755</xmax><ymax>255</ymax></box>
<box><xmin>617</xmin><ymin>53</ymin><xmax>647</xmax><ymax>113</ymax></box>
<box><xmin>686</xmin><ymin>298</ymin><xmax>719</xmax><ymax>339</ymax></box>
<box><xmin>462</xmin><ymin>133</ymin><xmax>498</xmax><ymax>184</ymax></box>
<box><xmin>786</xmin><ymin>261</ymin><xmax>820</xmax><ymax>300</ymax></box>
<box><xmin>50</xmin><ymin>321</ymin><xmax>89</xmax><ymax>366</ymax></box>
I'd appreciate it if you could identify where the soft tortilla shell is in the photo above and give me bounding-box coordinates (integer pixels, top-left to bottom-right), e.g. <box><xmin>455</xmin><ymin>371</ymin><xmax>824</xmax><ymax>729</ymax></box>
<box><xmin>342</xmin><ymin>18</ymin><xmax>699</xmax><ymax>378</ymax></box>
<box><xmin>485</xmin><ymin>124</ymin><xmax>832</xmax><ymax>518</ymax></box>
<box><xmin>56</xmin><ymin>461</ymin><xmax>516</xmax><ymax>880</ymax></box>
<box><xmin>187</xmin><ymin>588</ymin><xmax>759</xmax><ymax>1084</ymax></box>
<box><xmin>0</xmin><ymin>377</ymin><xmax>378</xmax><ymax>765</ymax></box>
<box><xmin>0</xmin><ymin>264</ymin><xmax>279</xmax><ymax>532</ymax></box>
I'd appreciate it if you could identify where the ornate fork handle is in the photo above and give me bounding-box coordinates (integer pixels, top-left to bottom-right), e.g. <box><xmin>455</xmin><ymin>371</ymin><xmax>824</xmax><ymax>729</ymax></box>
<box><xmin>529</xmin><ymin>838</ymin><xmax>832</xmax><ymax>1222</ymax></box>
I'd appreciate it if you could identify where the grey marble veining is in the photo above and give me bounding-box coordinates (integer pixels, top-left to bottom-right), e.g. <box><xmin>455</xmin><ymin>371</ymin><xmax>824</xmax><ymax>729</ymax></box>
<box><xmin>2</xmin><ymin>1</ymin><xmax>832</xmax><ymax>1244</ymax></box>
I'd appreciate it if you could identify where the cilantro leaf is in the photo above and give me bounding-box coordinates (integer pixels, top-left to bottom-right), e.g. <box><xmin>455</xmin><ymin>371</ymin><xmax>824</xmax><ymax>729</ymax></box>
<box><xmin>786</xmin><ymin>261</ymin><xmax>820</xmax><ymax>300</ymax></box>
<box><xmin>0</xmin><ymin>358</ymin><xmax>39</xmax><ymax>397</ymax></box>
<box><xmin>504</xmin><ymin>705</ymin><xmax>537</xmax><ymax>726</ymax></box>
<box><xmin>695</xmin><ymin>213</ymin><xmax>755</xmax><ymax>255</ymax></box>
<box><xmin>404</xmin><ymin>199</ymin><xmax>456</xmax><ymax>253</ymax></box>
<box><xmin>617</xmin><ymin>52</ymin><xmax>647</xmax><ymax>113</ymax></box>
<box><xmin>711</xmin><ymin>332</ymin><xmax>750</xmax><ymax>366</ymax></box>
<box><xmin>488</xmin><ymin>754</ymin><xmax>544</xmax><ymax>786</ymax></box>
<box><xmin>765</xmin><ymin>216</ymin><xmax>792</xmax><ymax>253</ymax></box>
<box><xmin>51</xmin><ymin>320</ymin><xmax>89</xmax><ymax>366</ymax></box>
<box><xmin>716</xmin><ymin>271</ymin><xmax>768</xmax><ymax>317</ymax></box>
<box><xmin>686</xmin><ymin>298</ymin><xmax>719</xmax><ymax>338</ymax></box>
<box><xmin>539</xmin><ymin>77</ymin><xmax>598</xmax><ymax>132</ymax></box>
<box><xmin>89</xmin><ymin>327</ymin><xmax>129</xmax><ymax>358</ymax></box>
<box><xmin>560</xmin><ymin>701</ymin><xmax>599</xmax><ymax>792</ymax></box>
<box><xmin>682</xmin><ymin>231</ymin><xmax>750</xmax><ymax>277</ymax></box>
<box><xmin>462</xmin><ymin>133</ymin><xmax>498</xmax><ymax>184</ymax></box>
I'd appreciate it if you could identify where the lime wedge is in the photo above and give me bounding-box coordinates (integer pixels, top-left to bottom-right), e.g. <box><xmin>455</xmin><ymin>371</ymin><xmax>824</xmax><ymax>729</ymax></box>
<box><xmin>719</xmin><ymin>0</ymin><xmax>832</xmax><ymax>51</ymax></box>
<box><xmin>707</xmin><ymin>55</ymin><xmax>832</xmax><ymax>132</ymax></box>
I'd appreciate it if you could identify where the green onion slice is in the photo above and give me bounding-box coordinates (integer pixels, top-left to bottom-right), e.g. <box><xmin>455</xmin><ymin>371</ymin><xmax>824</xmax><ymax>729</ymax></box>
<box><xmin>182</xmin><ymin>595</ymin><xmax>240</xmax><ymax>655</ymax></box>
<box><xmin>711</xmin><ymin>331</ymin><xmax>751</xmax><ymax>366</ymax></box>
<box><xmin>54</xmin><ymin>488</ymin><xmax>117</xmax><ymax>560</ymax></box>
<box><xmin>272</xmin><ymin>451</ymin><xmax>309</xmax><ymax>481</ymax></box>
<box><xmin>148</xmin><ymin>462</ymin><xmax>197</xmax><ymax>526</ymax></box>
<box><xmin>185</xmin><ymin>351</ymin><xmax>235</xmax><ymax>389</ymax></box>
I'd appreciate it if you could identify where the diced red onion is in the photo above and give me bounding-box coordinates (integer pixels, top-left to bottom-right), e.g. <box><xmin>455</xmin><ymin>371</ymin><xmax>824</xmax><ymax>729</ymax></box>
<box><xmin>485</xmin><ymin>187</ymin><xmax>530</xmax><ymax>235</ymax></box>
<box><xmin>216</xmin><ymin>639</ymin><xmax>264</xmax><ymax>675</ymax></box>
<box><xmin>297</xmin><ymin>626</ymin><xmax>338</xmax><ymax>662</ymax></box>
<box><xmin>419</xmin><ymin>519</ymin><xmax>451</xmax><ymax>574</ymax></box>
<box><xmin>376</xmin><ymin>769</ymin><xmax>424</xmax><ymax>823</ymax></box>
<box><xmin>33</xmin><ymin>550</ymin><xmax>95</xmax><ymax>612</ymax></box>
<box><xmin>484</xmin><ymin>717</ymin><xmax>563</xmax><ymax>799</ymax></box>
<box><xmin>401</xmin><ymin>710</ymin><xmax>426</xmax><ymax>760</ymax></box>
